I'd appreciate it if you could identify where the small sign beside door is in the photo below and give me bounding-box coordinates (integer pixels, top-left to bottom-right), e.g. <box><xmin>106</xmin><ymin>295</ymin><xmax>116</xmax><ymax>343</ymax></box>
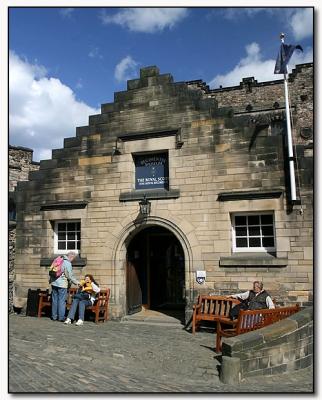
<box><xmin>196</xmin><ymin>270</ymin><xmax>206</xmax><ymax>284</ymax></box>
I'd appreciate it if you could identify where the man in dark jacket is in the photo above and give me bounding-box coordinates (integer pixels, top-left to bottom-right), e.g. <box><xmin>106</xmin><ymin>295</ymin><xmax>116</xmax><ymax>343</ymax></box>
<box><xmin>229</xmin><ymin>281</ymin><xmax>275</xmax><ymax>320</ymax></box>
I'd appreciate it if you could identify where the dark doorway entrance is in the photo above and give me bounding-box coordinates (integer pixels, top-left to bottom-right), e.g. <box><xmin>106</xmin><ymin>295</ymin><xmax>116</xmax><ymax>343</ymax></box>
<box><xmin>126</xmin><ymin>226</ymin><xmax>185</xmax><ymax>316</ymax></box>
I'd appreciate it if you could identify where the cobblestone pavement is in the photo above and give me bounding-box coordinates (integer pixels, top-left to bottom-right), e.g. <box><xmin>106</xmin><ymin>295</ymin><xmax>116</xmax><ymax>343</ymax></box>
<box><xmin>9</xmin><ymin>314</ymin><xmax>313</xmax><ymax>394</ymax></box>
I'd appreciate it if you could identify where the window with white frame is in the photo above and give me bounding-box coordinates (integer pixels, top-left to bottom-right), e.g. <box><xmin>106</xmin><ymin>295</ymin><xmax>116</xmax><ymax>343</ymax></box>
<box><xmin>54</xmin><ymin>220</ymin><xmax>81</xmax><ymax>254</ymax></box>
<box><xmin>232</xmin><ymin>213</ymin><xmax>275</xmax><ymax>252</ymax></box>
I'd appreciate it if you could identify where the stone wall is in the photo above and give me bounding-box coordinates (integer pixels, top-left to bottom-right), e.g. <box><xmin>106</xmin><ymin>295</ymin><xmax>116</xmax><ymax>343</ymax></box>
<box><xmin>13</xmin><ymin>64</ymin><xmax>313</xmax><ymax>318</ymax></box>
<box><xmin>220</xmin><ymin>306</ymin><xmax>313</xmax><ymax>383</ymax></box>
<box><xmin>9</xmin><ymin>145</ymin><xmax>39</xmax><ymax>312</ymax></box>
<box><xmin>9</xmin><ymin>145</ymin><xmax>39</xmax><ymax>192</ymax></box>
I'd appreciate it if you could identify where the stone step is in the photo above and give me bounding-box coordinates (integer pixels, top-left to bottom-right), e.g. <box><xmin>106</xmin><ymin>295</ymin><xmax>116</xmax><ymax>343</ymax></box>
<box><xmin>121</xmin><ymin>309</ymin><xmax>184</xmax><ymax>327</ymax></box>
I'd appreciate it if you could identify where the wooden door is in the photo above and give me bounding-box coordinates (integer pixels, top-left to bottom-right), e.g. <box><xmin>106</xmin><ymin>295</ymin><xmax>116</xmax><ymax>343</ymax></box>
<box><xmin>126</xmin><ymin>261</ymin><xmax>142</xmax><ymax>315</ymax></box>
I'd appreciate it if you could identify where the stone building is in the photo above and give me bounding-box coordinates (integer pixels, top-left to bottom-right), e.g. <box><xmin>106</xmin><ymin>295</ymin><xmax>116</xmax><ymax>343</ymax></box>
<box><xmin>13</xmin><ymin>64</ymin><xmax>313</xmax><ymax>321</ymax></box>
<box><xmin>9</xmin><ymin>145</ymin><xmax>39</xmax><ymax>312</ymax></box>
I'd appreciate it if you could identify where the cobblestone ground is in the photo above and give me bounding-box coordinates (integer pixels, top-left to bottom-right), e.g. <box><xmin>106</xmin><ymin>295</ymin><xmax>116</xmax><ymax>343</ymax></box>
<box><xmin>9</xmin><ymin>314</ymin><xmax>313</xmax><ymax>393</ymax></box>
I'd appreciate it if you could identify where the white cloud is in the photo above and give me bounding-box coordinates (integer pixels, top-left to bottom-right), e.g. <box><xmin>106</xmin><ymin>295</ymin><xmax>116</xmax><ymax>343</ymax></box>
<box><xmin>99</xmin><ymin>8</ymin><xmax>188</xmax><ymax>33</ymax></box>
<box><xmin>216</xmin><ymin>8</ymin><xmax>313</xmax><ymax>42</ymax></box>
<box><xmin>9</xmin><ymin>51</ymin><xmax>100</xmax><ymax>161</ymax></box>
<box><xmin>114</xmin><ymin>56</ymin><xmax>139</xmax><ymax>82</ymax></box>
<box><xmin>88</xmin><ymin>47</ymin><xmax>103</xmax><ymax>59</ymax></box>
<box><xmin>289</xmin><ymin>8</ymin><xmax>313</xmax><ymax>40</ymax></box>
<box><xmin>209</xmin><ymin>42</ymin><xmax>313</xmax><ymax>88</ymax></box>
<box><xmin>219</xmin><ymin>8</ymin><xmax>273</xmax><ymax>21</ymax></box>
<box><xmin>59</xmin><ymin>8</ymin><xmax>74</xmax><ymax>19</ymax></box>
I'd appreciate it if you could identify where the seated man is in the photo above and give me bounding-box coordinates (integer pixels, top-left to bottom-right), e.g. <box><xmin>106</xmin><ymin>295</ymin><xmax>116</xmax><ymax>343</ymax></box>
<box><xmin>229</xmin><ymin>281</ymin><xmax>275</xmax><ymax>320</ymax></box>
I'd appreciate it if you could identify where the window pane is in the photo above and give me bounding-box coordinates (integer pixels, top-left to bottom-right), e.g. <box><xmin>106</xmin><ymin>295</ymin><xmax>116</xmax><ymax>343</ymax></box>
<box><xmin>58</xmin><ymin>241</ymin><xmax>66</xmax><ymax>250</ymax></box>
<box><xmin>236</xmin><ymin>238</ymin><xmax>248</xmax><ymax>247</ymax></box>
<box><xmin>262</xmin><ymin>226</ymin><xmax>274</xmax><ymax>236</ymax></box>
<box><xmin>58</xmin><ymin>232</ymin><xmax>65</xmax><ymax>240</ymax></box>
<box><xmin>263</xmin><ymin>237</ymin><xmax>275</xmax><ymax>247</ymax></box>
<box><xmin>235</xmin><ymin>227</ymin><xmax>247</xmax><ymax>236</ymax></box>
<box><xmin>249</xmin><ymin>238</ymin><xmax>261</xmax><ymax>247</ymax></box>
<box><xmin>261</xmin><ymin>214</ymin><xmax>273</xmax><ymax>224</ymax></box>
<box><xmin>67</xmin><ymin>241</ymin><xmax>75</xmax><ymax>250</ymax></box>
<box><xmin>248</xmin><ymin>216</ymin><xmax>260</xmax><ymax>225</ymax></box>
<box><xmin>58</xmin><ymin>223</ymin><xmax>66</xmax><ymax>231</ymax></box>
<box><xmin>77</xmin><ymin>242</ymin><xmax>81</xmax><ymax>250</ymax></box>
<box><xmin>77</xmin><ymin>232</ymin><xmax>81</xmax><ymax>240</ymax></box>
<box><xmin>235</xmin><ymin>216</ymin><xmax>246</xmax><ymax>225</ymax></box>
<box><xmin>76</xmin><ymin>222</ymin><xmax>81</xmax><ymax>230</ymax></box>
<box><xmin>248</xmin><ymin>226</ymin><xmax>260</xmax><ymax>236</ymax></box>
<box><xmin>67</xmin><ymin>222</ymin><xmax>76</xmax><ymax>231</ymax></box>
<box><xmin>67</xmin><ymin>232</ymin><xmax>75</xmax><ymax>240</ymax></box>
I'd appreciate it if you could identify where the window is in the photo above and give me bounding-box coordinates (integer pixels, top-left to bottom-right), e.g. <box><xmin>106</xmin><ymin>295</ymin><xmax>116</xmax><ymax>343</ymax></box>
<box><xmin>134</xmin><ymin>152</ymin><xmax>169</xmax><ymax>190</ymax></box>
<box><xmin>232</xmin><ymin>213</ymin><xmax>275</xmax><ymax>252</ymax></box>
<box><xmin>54</xmin><ymin>221</ymin><xmax>81</xmax><ymax>254</ymax></box>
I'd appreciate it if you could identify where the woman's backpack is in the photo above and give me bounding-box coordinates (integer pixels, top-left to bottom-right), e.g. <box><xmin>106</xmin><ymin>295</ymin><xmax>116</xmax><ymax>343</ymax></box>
<box><xmin>48</xmin><ymin>256</ymin><xmax>64</xmax><ymax>281</ymax></box>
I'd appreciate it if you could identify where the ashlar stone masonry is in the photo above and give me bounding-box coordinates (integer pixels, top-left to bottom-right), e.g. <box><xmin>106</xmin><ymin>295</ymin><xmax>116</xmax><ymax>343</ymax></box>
<box><xmin>13</xmin><ymin>65</ymin><xmax>313</xmax><ymax>321</ymax></box>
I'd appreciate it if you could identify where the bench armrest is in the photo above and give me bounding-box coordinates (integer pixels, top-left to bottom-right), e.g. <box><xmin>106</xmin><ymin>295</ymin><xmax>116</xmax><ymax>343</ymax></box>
<box><xmin>39</xmin><ymin>293</ymin><xmax>50</xmax><ymax>298</ymax></box>
<box><xmin>217</xmin><ymin>316</ymin><xmax>237</xmax><ymax>326</ymax></box>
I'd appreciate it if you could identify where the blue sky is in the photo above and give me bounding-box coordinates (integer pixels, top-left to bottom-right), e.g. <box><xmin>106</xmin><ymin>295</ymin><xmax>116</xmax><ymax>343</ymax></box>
<box><xmin>8</xmin><ymin>7</ymin><xmax>313</xmax><ymax>161</ymax></box>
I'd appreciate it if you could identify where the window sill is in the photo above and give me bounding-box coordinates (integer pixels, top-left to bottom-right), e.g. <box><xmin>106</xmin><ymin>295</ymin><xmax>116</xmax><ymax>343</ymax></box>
<box><xmin>219</xmin><ymin>253</ymin><xmax>287</xmax><ymax>268</ymax></box>
<box><xmin>40</xmin><ymin>257</ymin><xmax>87</xmax><ymax>268</ymax></box>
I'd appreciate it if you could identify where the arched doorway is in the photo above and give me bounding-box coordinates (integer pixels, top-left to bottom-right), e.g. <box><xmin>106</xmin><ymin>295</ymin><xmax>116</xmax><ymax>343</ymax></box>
<box><xmin>126</xmin><ymin>225</ymin><xmax>185</xmax><ymax>317</ymax></box>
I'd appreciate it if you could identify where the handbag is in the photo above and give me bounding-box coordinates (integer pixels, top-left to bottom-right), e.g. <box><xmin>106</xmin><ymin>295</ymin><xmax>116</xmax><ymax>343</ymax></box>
<box><xmin>74</xmin><ymin>291</ymin><xmax>91</xmax><ymax>301</ymax></box>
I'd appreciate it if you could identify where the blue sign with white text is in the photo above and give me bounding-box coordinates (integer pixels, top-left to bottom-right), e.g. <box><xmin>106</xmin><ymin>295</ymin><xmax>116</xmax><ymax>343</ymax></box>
<box><xmin>135</xmin><ymin>153</ymin><xmax>169</xmax><ymax>190</ymax></box>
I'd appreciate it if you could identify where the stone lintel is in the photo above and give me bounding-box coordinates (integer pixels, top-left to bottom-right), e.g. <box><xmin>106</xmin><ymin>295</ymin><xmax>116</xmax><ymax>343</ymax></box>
<box><xmin>40</xmin><ymin>201</ymin><xmax>88</xmax><ymax>211</ymax></box>
<box><xmin>217</xmin><ymin>190</ymin><xmax>283</xmax><ymax>201</ymax></box>
<box><xmin>118</xmin><ymin>128</ymin><xmax>178</xmax><ymax>142</ymax></box>
<box><xmin>119</xmin><ymin>189</ymin><xmax>180</xmax><ymax>202</ymax></box>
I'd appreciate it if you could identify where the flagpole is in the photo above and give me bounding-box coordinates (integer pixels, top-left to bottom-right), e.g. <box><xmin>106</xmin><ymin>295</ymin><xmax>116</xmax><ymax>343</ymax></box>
<box><xmin>280</xmin><ymin>33</ymin><xmax>297</xmax><ymax>202</ymax></box>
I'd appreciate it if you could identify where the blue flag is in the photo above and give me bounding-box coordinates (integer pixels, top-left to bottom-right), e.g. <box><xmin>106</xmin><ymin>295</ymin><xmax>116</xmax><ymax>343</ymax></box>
<box><xmin>274</xmin><ymin>43</ymin><xmax>303</xmax><ymax>74</ymax></box>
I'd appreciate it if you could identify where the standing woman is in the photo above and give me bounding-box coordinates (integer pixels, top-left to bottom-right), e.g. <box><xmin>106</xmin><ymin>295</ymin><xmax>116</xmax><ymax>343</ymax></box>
<box><xmin>51</xmin><ymin>251</ymin><xmax>79</xmax><ymax>322</ymax></box>
<box><xmin>64</xmin><ymin>274</ymin><xmax>100</xmax><ymax>326</ymax></box>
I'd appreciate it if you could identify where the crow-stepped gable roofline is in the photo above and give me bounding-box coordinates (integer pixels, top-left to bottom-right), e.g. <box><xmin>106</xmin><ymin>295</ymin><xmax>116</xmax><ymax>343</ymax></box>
<box><xmin>185</xmin><ymin>62</ymin><xmax>313</xmax><ymax>93</ymax></box>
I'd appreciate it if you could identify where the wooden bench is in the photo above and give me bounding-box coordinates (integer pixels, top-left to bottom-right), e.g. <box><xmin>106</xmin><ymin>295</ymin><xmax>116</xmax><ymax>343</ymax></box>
<box><xmin>38</xmin><ymin>288</ymin><xmax>110</xmax><ymax>323</ymax></box>
<box><xmin>215</xmin><ymin>304</ymin><xmax>300</xmax><ymax>352</ymax></box>
<box><xmin>192</xmin><ymin>295</ymin><xmax>241</xmax><ymax>334</ymax></box>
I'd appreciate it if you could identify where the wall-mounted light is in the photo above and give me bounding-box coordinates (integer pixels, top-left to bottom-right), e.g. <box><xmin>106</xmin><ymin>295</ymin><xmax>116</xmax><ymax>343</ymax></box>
<box><xmin>139</xmin><ymin>195</ymin><xmax>151</xmax><ymax>216</ymax></box>
<box><xmin>112</xmin><ymin>138</ymin><xmax>121</xmax><ymax>156</ymax></box>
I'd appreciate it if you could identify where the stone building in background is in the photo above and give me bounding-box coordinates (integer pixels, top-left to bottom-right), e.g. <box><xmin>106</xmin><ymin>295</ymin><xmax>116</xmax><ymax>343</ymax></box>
<box><xmin>9</xmin><ymin>145</ymin><xmax>39</xmax><ymax>312</ymax></box>
<box><xmin>13</xmin><ymin>64</ymin><xmax>313</xmax><ymax>321</ymax></box>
